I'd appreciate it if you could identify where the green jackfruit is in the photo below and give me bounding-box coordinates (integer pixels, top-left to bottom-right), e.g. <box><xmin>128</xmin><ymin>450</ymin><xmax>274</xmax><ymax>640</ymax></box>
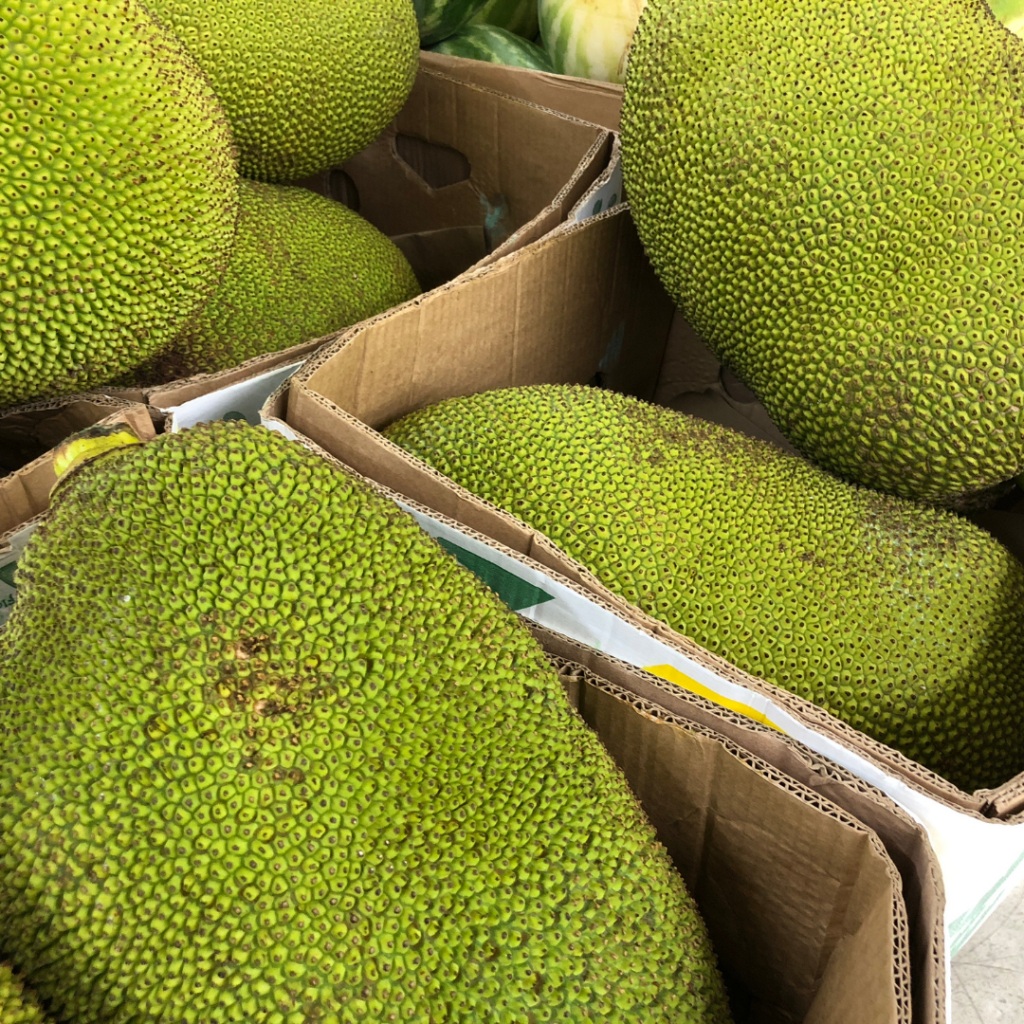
<box><xmin>127</xmin><ymin>182</ymin><xmax>421</xmax><ymax>383</ymax></box>
<box><xmin>384</xmin><ymin>385</ymin><xmax>1024</xmax><ymax>792</ymax></box>
<box><xmin>141</xmin><ymin>0</ymin><xmax>419</xmax><ymax>182</ymax></box>
<box><xmin>0</xmin><ymin>420</ymin><xmax>731</xmax><ymax>1024</ymax></box>
<box><xmin>0</xmin><ymin>0</ymin><xmax>239</xmax><ymax>408</ymax></box>
<box><xmin>620</xmin><ymin>0</ymin><xmax>1024</xmax><ymax>506</ymax></box>
<box><xmin>0</xmin><ymin>964</ymin><xmax>52</xmax><ymax>1024</ymax></box>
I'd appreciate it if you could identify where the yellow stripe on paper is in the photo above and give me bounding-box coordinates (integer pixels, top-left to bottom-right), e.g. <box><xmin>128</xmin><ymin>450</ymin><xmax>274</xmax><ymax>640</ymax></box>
<box><xmin>644</xmin><ymin>664</ymin><xmax>784</xmax><ymax>732</ymax></box>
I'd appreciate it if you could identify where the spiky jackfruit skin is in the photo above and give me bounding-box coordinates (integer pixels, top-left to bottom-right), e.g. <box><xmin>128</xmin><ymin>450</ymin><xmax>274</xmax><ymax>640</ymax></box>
<box><xmin>385</xmin><ymin>385</ymin><xmax>1024</xmax><ymax>793</ymax></box>
<box><xmin>0</xmin><ymin>0</ymin><xmax>239</xmax><ymax>408</ymax></box>
<box><xmin>620</xmin><ymin>0</ymin><xmax>1024</xmax><ymax>507</ymax></box>
<box><xmin>0</xmin><ymin>964</ymin><xmax>52</xmax><ymax>1024</ymax></box>
<box><xmin>127</xmin><ymin>182</ymin><xmax>421</xmax><ymax>384</ymax></box>
<box><xmin>141</xmin><ymin>0</ymin><xmax>419</xmax><ymax>182</ymax></box>
<box><xmin>0</xmin><ymin>421</ymin><xmax>731</xmax><ymax>1024</ymax></box>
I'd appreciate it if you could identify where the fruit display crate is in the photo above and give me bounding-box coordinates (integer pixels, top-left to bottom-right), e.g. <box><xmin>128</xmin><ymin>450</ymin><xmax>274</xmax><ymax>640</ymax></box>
<box><xmin>265</xmin><ymin>198</ymin><xmax>1024</xmax><ymax>979</ymax></box>
<box><xmin>0</xmin><ymin>413</ymin><xmax>945</xmax><ymax>1024</ymax></box>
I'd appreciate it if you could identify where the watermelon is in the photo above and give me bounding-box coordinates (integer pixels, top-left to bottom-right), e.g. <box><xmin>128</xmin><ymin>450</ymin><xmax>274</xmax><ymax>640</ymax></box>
<box><xmin>538</xmin><ymin>0</ymin><xmax>644</xmax><ymax>83</ymax></box>
<box><xmin>431</xmin><ymin>23</ymin><xmax>554</xmax><ymax>71</ymax></box>
<box><xmin>468</xmin><ymin>0</ymin><xmax>539</xmax><ymax>39</ymax></box>
<box><xmin>414</xmin><ymin>0</ymin><xmax>490</xmax><ymax>45</ymax></box>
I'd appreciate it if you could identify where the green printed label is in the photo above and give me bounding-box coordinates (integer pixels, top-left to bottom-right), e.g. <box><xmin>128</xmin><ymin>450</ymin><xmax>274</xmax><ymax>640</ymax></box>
<box><xmin>0</xmin><ymin>561</ymin><xmax>16</xmax><ymax>589</ymax></box>
<box><xmin>438</xmin><ymin>539</ymin><xmax>555</xmax><ymax>612</ymax></box>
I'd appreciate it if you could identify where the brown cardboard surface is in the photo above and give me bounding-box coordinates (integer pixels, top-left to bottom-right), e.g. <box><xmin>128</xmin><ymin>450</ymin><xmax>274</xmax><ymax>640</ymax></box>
<box><xmin>535</xmin><ymin>629</ymin><xmax>943</xmax><ymax>1024</ymax></box>
<box><xmin>277</xmin><ymin>200</ymin><xmax>1024</xmax><ymax>823</ymax></box>
<box><xmin>580</xmin><ymin>681</ymin><xmax>902</xmax><ymax>1024</ymax></box>
<box><xmin>419</xmin><ymin>50</ymin><xmax>624</xmax><ymax>131</ymax></box>
<box><xmin>390</xmin><ymin>225</ymin><xmax>489</xmax><ymax>292</ymax></box>
<box><xmin>259</xmin><ymin>410</ymin><xmax>920</xmax><ymax>1024</ymax></box>
<box><xmin>96</xmin><ymin>344</ymin><xmax>322</xmax><ymax>430</ymax></box>
<box><xmin>0</xmin><ymin>399</ymin><xmax>154</xmax><ymax>542</ymax></box>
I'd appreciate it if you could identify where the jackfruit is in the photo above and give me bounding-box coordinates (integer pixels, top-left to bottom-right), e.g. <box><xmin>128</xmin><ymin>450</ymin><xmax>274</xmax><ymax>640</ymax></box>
<box><xmin>0</xmin><ymin>0</ymin><xmax>239</xmax><ymax>408</ymax></box>
<box><xmin>620</xmin><ymin>0</ymin><xmax>1024</xmax><ymax>507</ymax></box>
<box><xmin>0</xmin><ymin>964</ymin><xmax>52</xmax><ymax>1024</ymax></box>
<box><xmin>126</xmin><ymin>182</ymin><xmax>421</xmax><ymax>384</ymax></box>
<box><xmin>384</xmin><ymin>384</ymin><xmax>1024</xmax><ymax>792</ymax></box>
<box><xmin>141</xmin><ymin>0</ymin><xmax>419</xmax><ymax>182</ymax></box>
<box><xmin>0</xmin><ymin>420</ymin><xmax>731</xmax><ymax>1024</ymax></box>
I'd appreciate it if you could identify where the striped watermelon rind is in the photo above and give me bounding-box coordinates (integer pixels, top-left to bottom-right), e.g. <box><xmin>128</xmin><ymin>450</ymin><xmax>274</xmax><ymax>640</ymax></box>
<box><xmin>431</xmin><ymin>23</ymin><xmax>554</xmax><ymax>71</ymax></box>
<box><xmin>468</xmin><ymin>0</ymin><xmax>540</xmax><ymax>40</ymax></box>
<box><xmin>538</xmin><ymin>0</ymin><xmax>645</xmax><ymax>83</ymax></box>
<box><xmin>414</xmin><ymin>0</ymin><xmax>491</xmax><ymax>45</ymax></box>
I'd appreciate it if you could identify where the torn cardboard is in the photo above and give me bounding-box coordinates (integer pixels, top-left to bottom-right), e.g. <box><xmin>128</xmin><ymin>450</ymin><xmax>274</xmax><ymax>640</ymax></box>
<box><xmin>268</xmin><ymin>203</ymin><xmax>1024</xmax><ymax>977</ymax></box>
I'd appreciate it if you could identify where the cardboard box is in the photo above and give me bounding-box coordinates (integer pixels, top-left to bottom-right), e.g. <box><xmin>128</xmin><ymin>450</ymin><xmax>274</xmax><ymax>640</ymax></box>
<box><xmin>0</xmin><ymin>414</ymin><xmax>935</xmax><ymax>1023</ymax></box>
<box><xmin>554</xmin><ymin>651</ymin><xmax>912</xmax><ymax>1024</ymax></box>
<box><xmin>268</xmin><ymin>202</ymin><xmax>1024</xmax><ymax>969</ymax></box>
<box><xmin>230</xmin><ymin>422</ymin><xmax>941</xmax><ymax>1023</ymax></box>
<box><xmin>95</xmin><ymin>61</ymin><xmax>615</xmax><ymax>434</ymax></box>
<box><xmin>418</xmin><ymin>50</ymin><xmax>624</xmax><ymax>132</ymax></box>
<box><xmin>0</xmin><ymin>394</ymin><xmax>155</xmax><ymax>624</ymax></box>
<box><xmin>542</xmin><ymin>631</ymin><xmax>943</xmax><ymax>1024</ymax></box>
<box><xmin>289</xmin><ymin>64</ymin><xmax>612</xmax><ymax>284</ymax></box>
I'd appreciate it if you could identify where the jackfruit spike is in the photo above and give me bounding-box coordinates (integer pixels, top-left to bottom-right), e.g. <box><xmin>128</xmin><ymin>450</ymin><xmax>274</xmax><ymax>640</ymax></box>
<box><xmin>52</xmin><ymin>425</ymin><xmax>145</xmax><ymax>483</ymax></box>
<box><xmin>0</xmin><ymin>961</ymin><xmax>55</xmax><ymax>1023</ymax></box>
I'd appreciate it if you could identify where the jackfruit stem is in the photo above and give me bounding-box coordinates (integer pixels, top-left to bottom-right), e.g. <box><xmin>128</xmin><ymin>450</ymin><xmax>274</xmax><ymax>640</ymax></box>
<box><xmin>52</xmin><ymin>424</ymin><xmax>145</xmax><ymax>486</ymax></box>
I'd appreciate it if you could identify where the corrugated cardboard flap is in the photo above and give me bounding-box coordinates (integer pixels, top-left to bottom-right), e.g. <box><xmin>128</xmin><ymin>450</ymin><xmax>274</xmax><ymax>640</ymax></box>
<box><xmin>296</xmin><ymin>68</ymin><xmax>610</xmax><ymax>255</ymax></box>
<box><xmin>540</xmin><ymin>630</ymin><xmax>942</xmax><ymax>1024</ymax></box>
<box><xmin>568</xmin><ymin>666</ymin><xmax>908</xmax><ymax>1024</ymax></box>
<box><xmin>419</xmin><ymin>50</ymin><xmax>624</xmax><ymax>132</ymax></box>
